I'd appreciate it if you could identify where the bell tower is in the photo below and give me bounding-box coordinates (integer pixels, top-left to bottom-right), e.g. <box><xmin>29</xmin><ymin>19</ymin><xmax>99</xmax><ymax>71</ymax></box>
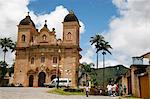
<box><xmin>63</xmin><ymin>11</ymin><xmax>80</xmax><ymax>46</ymax></box>
<box><xmin>62</xmin><ymin>11</ymin><xmax>81</xmax><ymax>86</ymax></box>
<box><xmin>17</xmin><ymin>12</ymin><xmax>37</xmax><ymax>48</ymax></box>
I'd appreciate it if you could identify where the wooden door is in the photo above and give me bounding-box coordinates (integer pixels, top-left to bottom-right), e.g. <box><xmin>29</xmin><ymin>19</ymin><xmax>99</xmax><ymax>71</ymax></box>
<box><xmin>139</xmin><ymin>74</ymin><xmax>149</xmax><ymax>99</ymax></box>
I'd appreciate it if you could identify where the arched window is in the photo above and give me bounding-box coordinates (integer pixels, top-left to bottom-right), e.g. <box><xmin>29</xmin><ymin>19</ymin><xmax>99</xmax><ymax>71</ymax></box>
<box><xmin>42</xmin><ymin>35</ymin><xmax>46</xmax><ymax>41</ymax></box>
<box><xmin>22</xmin><ymin>35</ymin><xmax>26</xmax><ymax>42</ymax></box>
<box><xmin>41</xmin><ymin>56</ymin><xmax>45</xmax><ymax>63</ymax></box>
<box><xmin>53</xmin><ymin>57</ymin><xmax>57</xmax><ymax>64</ymax></box>
<box><xmin>67</xmin><ymin>32</ymin><xmax>72</xmax><ymax>40</ymax></box>
<box><xmin>31</xmin><ymin>57</ymin><xmax>34</xmax><ymax>64</ymax></box>
<box><xmin>31</xmin><ymin>36</ymin><xmax>34</xmax><ymax>42</ymax></box>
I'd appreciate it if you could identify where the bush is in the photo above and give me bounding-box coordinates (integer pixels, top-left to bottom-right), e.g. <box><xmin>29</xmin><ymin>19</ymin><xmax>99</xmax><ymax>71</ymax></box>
<box><xmin>63</xmin><ymin>88</ymin><xmax>84</xmax><ymax>92</ymax></box>
<box><xmin>89</xmin><ymin>88</ymin><xmax>100</xmax><ymax>95</ymax></box>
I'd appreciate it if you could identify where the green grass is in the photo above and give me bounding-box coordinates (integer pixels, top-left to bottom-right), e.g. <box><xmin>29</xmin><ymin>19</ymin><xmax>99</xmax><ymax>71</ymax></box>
<box><xmin>48</xmin><ymin>88</ymin><xmax>85</xmax><ymax>95</ymax></box>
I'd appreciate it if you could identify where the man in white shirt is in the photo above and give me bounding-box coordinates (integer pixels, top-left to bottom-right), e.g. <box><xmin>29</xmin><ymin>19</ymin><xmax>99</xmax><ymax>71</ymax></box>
<box><xmin>107</xmin><ymin>84</ymin><xmax>112</xmax><ymax>96</ymax></box>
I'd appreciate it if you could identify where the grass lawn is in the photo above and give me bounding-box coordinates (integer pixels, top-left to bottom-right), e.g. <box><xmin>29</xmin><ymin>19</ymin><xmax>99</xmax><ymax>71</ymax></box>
<box><xmin>48</xmin><ymin>88</ymin><xmax>85</xmax><ymax>95</ymax></box>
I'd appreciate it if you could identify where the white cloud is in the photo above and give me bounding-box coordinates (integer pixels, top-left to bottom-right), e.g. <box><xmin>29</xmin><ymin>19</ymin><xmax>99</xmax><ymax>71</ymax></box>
<box><xmin>0</xmin><ymin>0</ymin><xmax>85</xmax><ymax>65</ymax></box>
<box><xmin>105</xmin><ymin>0</ymin><xmax>150</xmax><ymax>66</ymax></box>
<box><xmin>81</xmin><ymin>0</ymin><xmax>150</xmax><ymax>67</ymax></box>
<box><xmin>80</xmin><ymin>46</ymin><xmax>95</xmax><ymax>64</ymax></box>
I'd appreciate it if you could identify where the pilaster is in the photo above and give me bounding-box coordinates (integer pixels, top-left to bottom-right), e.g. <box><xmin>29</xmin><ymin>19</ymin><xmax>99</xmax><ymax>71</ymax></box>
<box><xmin>146</xmin><ymin>66</ymin><xmax>150</xmax><ymax>98</ymax></box>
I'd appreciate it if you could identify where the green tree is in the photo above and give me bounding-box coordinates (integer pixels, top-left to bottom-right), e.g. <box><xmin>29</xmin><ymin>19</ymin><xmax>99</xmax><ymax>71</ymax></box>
<box><xmin>0</xmin><ymin>61</ymin><xmax>8</xmax><ymax>79</ymax></box>
<box><xmin>0</xmin><ymin>37</ymin><xmax>15</xmax><ymax>62</ymax></box>
<box><xmin>78</xmin><ymin>62</ymin><xmax>96</xmax><ymax>86</ymax></box>
<box><xmin>8</xmin><ymin>62</ymin><xmax>15</xmax><ymax>77</ymax></box>
<box><xmin>98</xmin><ymin>41</ymin><xmax>112</xmax><ymax>88</ymax></box>
<box><xmin>90</xmin><ymin>34</ymin><xmax>104</xmax><ymax>69</ymax></box>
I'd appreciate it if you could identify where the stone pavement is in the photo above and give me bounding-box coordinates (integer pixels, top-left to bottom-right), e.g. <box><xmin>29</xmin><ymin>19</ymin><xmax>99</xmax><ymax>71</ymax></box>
<box><xmin>0</xmin><ymin>87</ymin><xmax>119</xmax><ymax>99</ymax></box>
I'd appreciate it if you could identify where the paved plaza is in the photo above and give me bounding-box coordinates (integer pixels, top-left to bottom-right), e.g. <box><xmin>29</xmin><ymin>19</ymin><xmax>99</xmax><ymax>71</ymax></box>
<box><xmin>0</xmin><ymin>87</ymin><xmax>119</xmax><ymax>99</ymax></box>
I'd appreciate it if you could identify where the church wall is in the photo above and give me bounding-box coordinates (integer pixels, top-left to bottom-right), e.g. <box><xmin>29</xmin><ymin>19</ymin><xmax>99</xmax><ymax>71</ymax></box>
<box><xmin>14</xmin><ymin>50</ymin><xmax>29</xmax><ymax>86</ymax></box>
<box><xmin>14</xmin><ymin>12</ymin><xmax>81</xmax><ymax>87</ymax></box>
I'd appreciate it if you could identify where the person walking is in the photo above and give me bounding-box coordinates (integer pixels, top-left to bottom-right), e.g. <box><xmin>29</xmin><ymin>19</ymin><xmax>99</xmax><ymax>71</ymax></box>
<box><xmin>116</xmin><ymin>83</ymin><xmax>119</xmax><ymax>96</ymax></box>
<box><xmin>112</xmin><ymin>83</ymin><xmax>117</xmax><ymax>96</ymax></box>
<box><xmin>119</xmin><ymin>84</ymin><xmax>123</xmax><ymax>96</ymax></box>
<box><xmin>85</xmin><ymin>85</ymin><xmax>90</xmax><ymax>97</ymax></box>
<box><xmin>123</xmin><ymin>85</ymin><xmax>127</xmax><ymax>95</ymax></box>
<box><xmin>107</xmin><ymin>83</ymin><xmax>112</xmax><ymax>96</ymax></box>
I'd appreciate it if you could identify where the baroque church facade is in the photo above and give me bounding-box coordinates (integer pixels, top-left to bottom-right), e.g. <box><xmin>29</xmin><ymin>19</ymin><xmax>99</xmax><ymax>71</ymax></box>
<box><xmin>14</xmin><ymin>11</ymin><xmax>81</xmax><ymax>87</ymax></box>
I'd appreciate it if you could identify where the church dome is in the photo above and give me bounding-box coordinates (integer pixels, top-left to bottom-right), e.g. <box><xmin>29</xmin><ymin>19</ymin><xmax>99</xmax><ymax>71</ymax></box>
<box><xmin>64</xmin><ymin>11</ymin><xmax>79</xmax><ymax>23</ymax></box>
<box><xmin>19</xmin><ymin>14</ymin><xmax>35</xmax><ymax>27</ymax></box>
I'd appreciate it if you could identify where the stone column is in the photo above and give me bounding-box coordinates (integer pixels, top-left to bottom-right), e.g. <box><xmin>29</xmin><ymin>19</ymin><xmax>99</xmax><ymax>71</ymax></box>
<box><xmin>131</xmin><ymin>66</ymin><xmax>140</xmax><ymax>97</ymax></box>
<box><xmin>46</xmin><ymin>73</ymin><xmax>49</xmax><ymax>83</ymax></box>
<box><xmin>146</xmin><ymin>66</ymin><xmax>150</xmax><ymax>98</ymax></box>
<box><xmin>33</xmin><ymin>75</ymin><xmax>38</xmax><ymax>87</ymax></box>
<box><xmin>24</xmin><ymin>74</ymin><xmax>28</xmax><ymax>87</ymax></box>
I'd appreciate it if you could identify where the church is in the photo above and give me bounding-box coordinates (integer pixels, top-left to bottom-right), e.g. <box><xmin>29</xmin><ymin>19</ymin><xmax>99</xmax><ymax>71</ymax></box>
<box><xmin>13</xmin><ymin>11</ymin><xmax>81</xmax><ymax>87</ymax></box>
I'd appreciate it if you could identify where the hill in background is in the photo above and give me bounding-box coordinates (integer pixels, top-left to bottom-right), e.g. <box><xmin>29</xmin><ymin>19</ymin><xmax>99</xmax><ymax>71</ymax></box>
<box><xmin>93</xmin><ymin>65</ymin><xmax>129</xmax><ymax>87</ymax></box>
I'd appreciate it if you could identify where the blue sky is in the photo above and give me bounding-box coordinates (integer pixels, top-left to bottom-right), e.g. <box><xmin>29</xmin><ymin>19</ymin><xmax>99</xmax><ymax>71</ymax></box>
<box><xmin>0</xmin><ymin>0</ymin><xmax>150</xmax><ymax>67</ymax></box>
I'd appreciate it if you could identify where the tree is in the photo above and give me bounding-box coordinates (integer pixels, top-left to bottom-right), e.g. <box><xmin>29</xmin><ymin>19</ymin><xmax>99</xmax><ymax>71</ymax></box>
<box><xmin>78</xmin><ymin>62</ymin><xmax>96</xmax><ymax>86</ymax></box>
<box><xmin>8</xmin><ymin>62</ymin><xmax>15</xmax><ymax>77</ymax></box>
<box><xmin>98</xmin><ymin>41</ymin><xmax>112</xmax><ymax>88</ymax></box>
<box><xmin>0</xmin><ymin>37</ymin><xmax>15</xmax><ymax>62</ymax></box>
<box><xmin>90</xmin><ymin>34</ymin><xmax>104</xmax><ymax>68</ymax></box>
<box><xmin>0</xmin><ymin>61</ymin><xmax>8</xmax><ymax>79</ymax></box>
<box><xmin>0</xmin><ymin>37</ymin><xmax>15</xmax><ymax>82</ymax></box>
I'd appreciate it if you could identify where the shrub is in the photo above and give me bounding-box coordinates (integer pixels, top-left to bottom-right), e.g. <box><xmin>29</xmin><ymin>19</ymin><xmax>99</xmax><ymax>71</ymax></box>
<box><xmin>63</xmin><ymin>88</ymin><xmax>84</xmax><ymax>92</ymax></box>
<box><xmin>89</xmin><ymin>88</ymin><xmax>100</xmax><ymax>95</ymax></box>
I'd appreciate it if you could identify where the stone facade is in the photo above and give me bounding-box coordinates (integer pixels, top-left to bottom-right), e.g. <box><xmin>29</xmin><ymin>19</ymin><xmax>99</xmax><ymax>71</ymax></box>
<box><xmin>130</xmin><ymin>52</ymin><xmax>150</xmax><ymax>98</ymax></box>
<box><xmin>13</xmin><ymin>11</ymin><xmax>81</xmax><ymax>87</ymax></box>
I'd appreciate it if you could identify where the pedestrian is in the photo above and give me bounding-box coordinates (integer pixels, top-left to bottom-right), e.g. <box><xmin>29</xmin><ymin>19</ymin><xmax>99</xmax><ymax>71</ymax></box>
<box><xmin>119</xmin><ymin>84</ymin><xmax>123</xmax><ymax>96</ymax></box>
<box><xmin>85</xmin><ymin>85</ymin><xmax>90</xmax><ymax>97</ymax></box>
<box><xmin>115</xmin><ymin>83</ymin><xmax>119</xmax><ymax>96</ymax></box>
<box><xmin>112</xmin><ymin>83</ymin><xmax>116</xmax><ymax>96</ymax></box>
<box><xmin>107</xmin><ymin>83</ymin><xmax>112</xmax><ymax>96</ymax></box>
<box><xmin>123</xmin><ymin>85</ymin><xmax>127</xmax><ymax>95</ymax></box>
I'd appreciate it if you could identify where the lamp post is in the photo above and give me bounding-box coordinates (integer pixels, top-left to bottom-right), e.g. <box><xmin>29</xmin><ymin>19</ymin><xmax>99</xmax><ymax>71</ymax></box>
<box><xmin>56</xmin><ymin>49</ymin><xmax>61</xmax><ymax>89</ymax></box>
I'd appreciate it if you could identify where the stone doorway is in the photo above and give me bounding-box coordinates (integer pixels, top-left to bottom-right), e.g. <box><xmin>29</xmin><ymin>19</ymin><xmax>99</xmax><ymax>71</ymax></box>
<box><xmin>29</xmin><ymin>75</ymin><xmax>34</xmax><ymax>87</ymax></box>
<box><xmin>38</xmin><ymin>72</ymin><xmax>46</xmax><ymax>87</ymax></box>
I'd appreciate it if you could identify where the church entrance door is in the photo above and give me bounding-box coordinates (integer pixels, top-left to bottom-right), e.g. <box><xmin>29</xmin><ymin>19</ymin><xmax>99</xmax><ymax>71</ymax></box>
<box><xmin>38</xmin><ymin>72</ymin><xmax>46</xmax><ymax>87</ymax></box>
<box><xmin>29</xmin><ymin>75</ymin><xmax>34</xmax><ymax>87</ymax></box>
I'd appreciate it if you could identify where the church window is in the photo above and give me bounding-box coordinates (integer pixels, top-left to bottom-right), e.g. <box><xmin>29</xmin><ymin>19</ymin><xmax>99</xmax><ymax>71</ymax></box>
<box><xmin>53</xmin><ymin>57</ymin><xmax>57</xmax><ymax>64</ymax></box>
<box><xmin>67</xmin><ymin>32</ymin><xmax>72</xmax><ymax>40</ymax></box>
<box><xmin>41</xmin><ymin>56</ymin><xmax>45</xmax><ymax>63</ymax></box>
<box><xmin>22</xmin><ymin>35</ymin><xmax>26</xmax><ymax>42</ymax></box>
<box><xmin>31</xmin><ymin>36</ymin><xmax>34</xmax><ymax>42</ymax></box>
<box><xmin>42</xmin><ymin>35</ymin><xmax>47</xmax><ymax>41</ymax></box>
<box><xmin>31</xmin><ymin>57</ymin><xmax>34</xmax><ymax>64</ymax></box>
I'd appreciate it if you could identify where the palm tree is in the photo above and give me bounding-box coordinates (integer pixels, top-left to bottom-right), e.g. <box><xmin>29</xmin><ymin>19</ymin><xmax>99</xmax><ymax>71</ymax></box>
<box><xmin>90</xmin><ymin>34</ymin><xmax>104</xmax><ymax>68</ymax></box>
<box><xmin>99</xmin><ymin>41</ymin><xmax>112</xmax><ymax>88</ymax></box>
<box><xmin>0</xmin><ymin>61</ymin><xmax>8</xmax><ymax>79</ymax></box>
<box><xmin>0</xmin><ymin>37</ymin><xmax>15</xmax><ymax>62</ymax></box>
<box><xmin>78</xmin><ymin>62</ymin><xmax>95</xmax><ymax>86</ymax></box>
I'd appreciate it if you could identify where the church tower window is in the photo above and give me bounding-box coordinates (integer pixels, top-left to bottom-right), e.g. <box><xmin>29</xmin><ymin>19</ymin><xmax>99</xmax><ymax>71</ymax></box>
<box><xmin>31</xmin><ymin>57</ymin><xmax>34</xmax><ymax>64</ymax></box>
<box><xmin>42</xmin><ymin>35</ymin><xmax>47</xmax><ymax>41</ymax></box>
<box><xmin>41</xmin><ymin>56</ymin><xmax>45</xmax><ymax>63</ymax></box>
<box><xmin>22</xmin><ymin>35</ymin><xmax>26</xmax><ymax>42</ymax></box>
<box><xmin>67</xmin><ymin>32</ymin><xmax>72</xmax><ymax>40</ymax></box>
<box><xmin>53</xmin><ymin>57</ymin><xmax>57</xmax><ymax>64</ymax></box>
<box><xmin>31</xmin><ymin>36</ymin><xmax>34</xmax><ymax>42</ymax></box>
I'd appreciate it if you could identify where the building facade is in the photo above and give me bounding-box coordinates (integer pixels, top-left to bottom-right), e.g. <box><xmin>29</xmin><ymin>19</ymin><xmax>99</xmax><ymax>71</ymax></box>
<box><xmin>13</xmin><ymin>11</ymin><xmax>81</xmax><ymax>87</ymax></box>
<box><xmin>121</xmin><ymin>53</ymin><xmax>150</xmax><ymax>99</ymax></box>
<box><xmin>130</xmin><ymin>53</ymin><xmax>150</xmax><ymax>99</ymax></box>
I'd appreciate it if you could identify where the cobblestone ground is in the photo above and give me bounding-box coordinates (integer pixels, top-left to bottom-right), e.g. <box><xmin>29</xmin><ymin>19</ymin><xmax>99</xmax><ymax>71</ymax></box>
<box><xmin>0</xmin><ymin>87</ymin><xmax>119</xmax><ymax>99</ymax></box>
